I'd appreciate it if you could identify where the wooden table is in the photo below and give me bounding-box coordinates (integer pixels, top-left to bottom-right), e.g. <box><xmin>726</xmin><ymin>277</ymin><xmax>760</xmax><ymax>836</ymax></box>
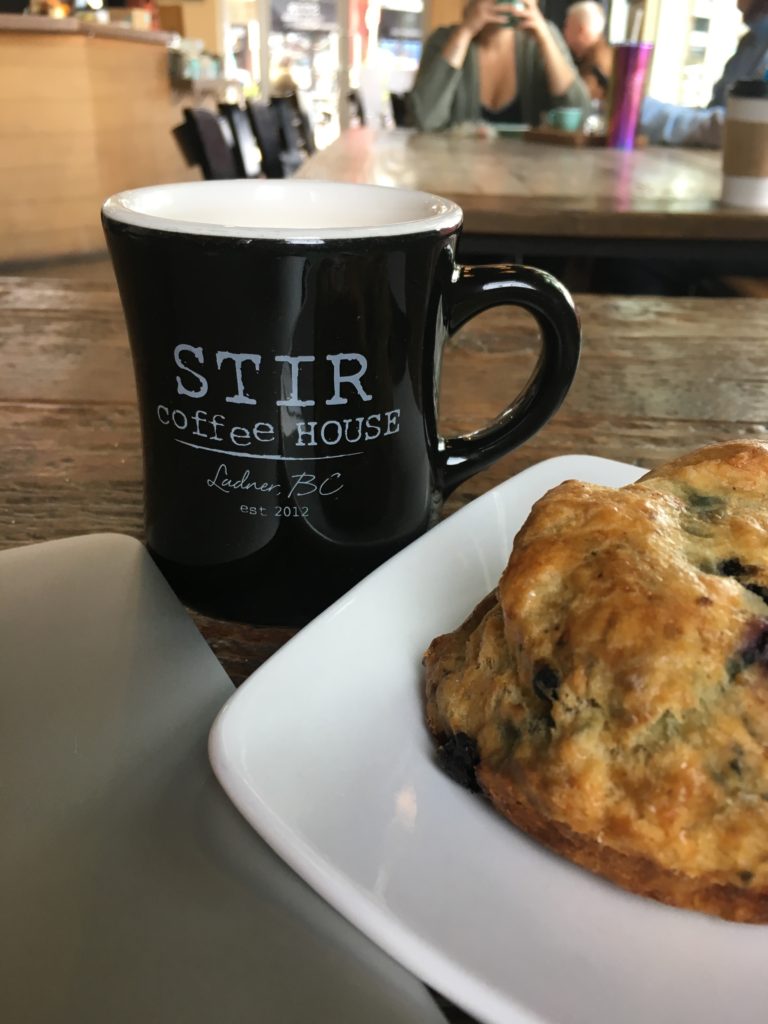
<box><xmin>296</xmin><ymin>128</ymin><xmax>768</xmax><ymax>263</ymax></box>
<box><xmin>5</xmin><ymin>275</ymin><xmax>768</xmax><ymax>671</ymax></box>
<box><xmin>4</xmin><ymin>275</ymin><xmax>768</xmax><ymax>1023</ymax></box>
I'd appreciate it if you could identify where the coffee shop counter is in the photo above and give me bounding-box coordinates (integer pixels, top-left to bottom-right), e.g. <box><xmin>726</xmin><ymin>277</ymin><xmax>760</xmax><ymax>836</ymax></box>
<box><xmin>0</xmin><ymin>13</ymin><xmax>199</xmax><ymax>264</ymax></box>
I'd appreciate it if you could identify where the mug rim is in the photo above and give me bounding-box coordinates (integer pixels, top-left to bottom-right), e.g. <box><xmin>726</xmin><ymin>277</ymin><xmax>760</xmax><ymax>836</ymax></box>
<box><xmin>102</xmin><ymin>179</ymin><xmax>464</xmax><ymax>242</ymax></box>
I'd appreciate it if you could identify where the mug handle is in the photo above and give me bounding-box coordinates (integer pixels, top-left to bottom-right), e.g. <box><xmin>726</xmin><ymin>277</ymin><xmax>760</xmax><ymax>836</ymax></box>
<box><xmin>436</xmin><ymin>264</ymin><xmax>581</xmax><ymax>496</ymax></box>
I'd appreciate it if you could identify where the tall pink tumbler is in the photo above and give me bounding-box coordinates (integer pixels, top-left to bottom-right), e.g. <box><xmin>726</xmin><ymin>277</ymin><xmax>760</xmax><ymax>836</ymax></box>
<box><xmin>607</xmin><ymin>42</ymin><xmax>654</xmax><ymax>149</ymax></box>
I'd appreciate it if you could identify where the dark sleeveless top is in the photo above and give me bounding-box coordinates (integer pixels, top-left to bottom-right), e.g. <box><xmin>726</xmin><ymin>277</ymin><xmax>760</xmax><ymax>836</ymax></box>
<box><xmin>481</xmin><ymin>95</ymin><xmax>524</xmax><ymax>123</ymax></box>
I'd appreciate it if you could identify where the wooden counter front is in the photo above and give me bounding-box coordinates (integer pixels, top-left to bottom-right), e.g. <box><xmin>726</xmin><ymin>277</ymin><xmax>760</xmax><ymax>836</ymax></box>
<box><xmin>0</xmin><ymin>16</ymin><xmax>199</xmax><ymax>264</ymax></box>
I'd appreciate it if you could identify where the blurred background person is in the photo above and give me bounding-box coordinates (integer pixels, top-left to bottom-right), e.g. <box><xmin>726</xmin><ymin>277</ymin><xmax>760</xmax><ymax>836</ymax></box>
<box><xmin>641</xmin><ymin>0</ymin><xmax>768</xmax><ymax>147</ymax></box>
<box><xmin>563</xmin><ymin>1</ymin><xmax>612</xmax><ymax>101</ymax></box>
<box><xmin>711</xmin><ymin>0</ymin><xmax>768</xmax><ymax>106</ymax></box>
<box><xmin>408</xmin><ymin>0</ymin><xmax>589</xmax><ymax>131</ymax></box>
<box><xmin>271</xmin><ymin>55</ymin><xmax>301</xmax><ymax>99</ymax></box>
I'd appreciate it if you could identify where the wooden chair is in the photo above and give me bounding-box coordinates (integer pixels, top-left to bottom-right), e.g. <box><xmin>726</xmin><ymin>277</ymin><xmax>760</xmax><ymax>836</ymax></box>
<box><xmin>348</xmin><ymin>89</ymin><xmax>365</xmax><ymax>126</ymax></box>
<box><xmin>390</xmin><ymin>92</ymin><xmax>410</xmax><ymax>127</ymax></box>
<box><xmin>272</xmin><ymin>94</ymin><xmax>316</xmax><ymax>155</ymax></box>
<box><xmin>178</xmin><ymin>107</ymin><xmax>239</xmax><ymax>180</ymax></box>
<box><xmin>245</xmin><ymin>101</ymin><xmax>286</xmax><ymax>179</ymax></box>
<box><xmin>218</xmin><ymin>103</ymin><xmax>262</xmax><ymax>178</ymax></box>
<box><xmin>171</xmin><ymin>121</ymin><xmax>202</xmax><ymax>169</ymax></box>
<box><xmin>270</xmin><ymin>96</ymin><xmax>306</xmax><ymax>175</ymax></box>
<box><xmin>295</xmin><ymin>101</ymin><xmax>317</xmax><ymax>155</ymax></box>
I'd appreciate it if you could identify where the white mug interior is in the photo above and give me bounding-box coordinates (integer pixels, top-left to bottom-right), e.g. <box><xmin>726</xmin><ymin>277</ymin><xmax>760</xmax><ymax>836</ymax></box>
<box><xmin>102</xmin><ymin>180</ymin><xmax>463</xmax><ymax>241</ymax></box>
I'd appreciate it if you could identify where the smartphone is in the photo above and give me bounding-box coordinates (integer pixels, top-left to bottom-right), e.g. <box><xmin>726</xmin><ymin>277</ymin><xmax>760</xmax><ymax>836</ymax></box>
<box><xmin>495</xmin><ymin>0</ymin><xmax>526</xmax><ymax>27</ymax></box>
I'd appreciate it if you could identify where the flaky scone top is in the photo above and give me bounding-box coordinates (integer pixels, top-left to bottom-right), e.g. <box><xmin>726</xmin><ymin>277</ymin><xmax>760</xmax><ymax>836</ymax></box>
<box><xmin>429</xmin><ymin>441</ymin><xmax>768</xmax><ymax>890</ymax></box>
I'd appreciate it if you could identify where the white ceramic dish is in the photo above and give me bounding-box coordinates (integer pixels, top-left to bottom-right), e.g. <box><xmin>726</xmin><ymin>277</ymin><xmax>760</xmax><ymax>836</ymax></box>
<box><xmin>210</xmin><ymin>455</ymin><xmax>768</xmax><ymax>1024</ymax></box>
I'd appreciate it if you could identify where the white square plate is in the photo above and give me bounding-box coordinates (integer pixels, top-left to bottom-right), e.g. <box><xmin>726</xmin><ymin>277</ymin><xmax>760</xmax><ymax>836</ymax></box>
<box><xmin>209</xmin><ymin>455</ymin><xmax>768</xmax><ymax>1024</ymax></box>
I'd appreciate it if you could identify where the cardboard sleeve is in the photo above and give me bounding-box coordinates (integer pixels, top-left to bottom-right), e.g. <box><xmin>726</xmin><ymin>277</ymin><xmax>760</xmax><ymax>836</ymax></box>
<box><xmin>723</xmin><ymin>120</ymin><xmax>768</xmax><ymax>178</ymax></box>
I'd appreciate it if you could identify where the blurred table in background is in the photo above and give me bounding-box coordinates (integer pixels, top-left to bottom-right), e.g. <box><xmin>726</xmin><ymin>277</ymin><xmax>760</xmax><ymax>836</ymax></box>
<box><xmin>296</xmin><ymin>128</ymin><xmax>768</xmax><ymax>266</ymax></box>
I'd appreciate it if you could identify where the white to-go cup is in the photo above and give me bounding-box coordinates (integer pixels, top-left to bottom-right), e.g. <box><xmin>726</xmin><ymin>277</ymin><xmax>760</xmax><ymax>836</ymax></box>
<box><xmin>722</xmin><ymin>79</ymin><xmax>768</xmax><ymax>208</ymax></box>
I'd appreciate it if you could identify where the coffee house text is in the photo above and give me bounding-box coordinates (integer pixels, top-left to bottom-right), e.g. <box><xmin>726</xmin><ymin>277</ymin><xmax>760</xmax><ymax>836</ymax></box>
<box><xmin>155</xmin><ymin>404</ymin><xmax>401</xmax><ymax>449</ymax></box>
<box><xmin>155</xmin><ymin>345</ymin><xmax>401</xmax><ymax>453</ymax></box>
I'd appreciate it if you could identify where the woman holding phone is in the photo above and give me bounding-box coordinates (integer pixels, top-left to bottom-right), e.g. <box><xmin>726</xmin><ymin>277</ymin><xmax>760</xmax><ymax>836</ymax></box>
<box><xmin>408</xmin><ymin>0</ymin><xmax>589</xmax><ymax>130</ymax></box>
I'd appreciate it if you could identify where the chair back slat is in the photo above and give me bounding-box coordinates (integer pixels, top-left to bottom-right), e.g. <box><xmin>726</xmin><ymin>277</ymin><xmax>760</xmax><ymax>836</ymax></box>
<box><xmin>219</xmin><ymin>103</ymin><xmax>262</xmax><ymax>179</ymax></box>
<box><xmin>246</xmin><ymin>101</ymin><xmax>285</xmax><ymax>179</ymax></box>
<box><xmin>181</xmin><ymin>107</ymin><xmax>239</xmax><ymax>180</ymax></box>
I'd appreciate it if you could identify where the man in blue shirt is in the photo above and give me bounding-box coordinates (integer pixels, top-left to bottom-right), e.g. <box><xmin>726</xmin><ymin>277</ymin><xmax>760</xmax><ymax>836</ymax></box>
<box><xmin>711</xmin><ymin>0</ymin><xmax>768</xmax><ymax>105</ymax></box>
<box><xmin>641</xmin><ymin>0</ymin><xmax>768</xmax><ymax>146</ymax></box>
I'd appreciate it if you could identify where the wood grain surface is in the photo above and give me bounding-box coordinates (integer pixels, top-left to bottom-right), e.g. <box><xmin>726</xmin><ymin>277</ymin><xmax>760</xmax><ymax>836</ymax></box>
<box><xmin>4</xmin><ymin>274</ymin><xmax>768</xmax><ymax>678</ymax></box>
<box><xmin>4</xmin><ymin>273</ymin><xmax>768</xmax><ymax>1024</ymax></box>
<box><xmin>295</xmin><ymin>128</ymin><xmax>768</xmax><ymax>242</ymax></box>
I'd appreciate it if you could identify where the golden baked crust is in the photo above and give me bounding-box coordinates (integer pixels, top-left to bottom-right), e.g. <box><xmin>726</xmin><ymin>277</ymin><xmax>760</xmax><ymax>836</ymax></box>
<box><xmin>424</xmin><ymin>440</ymin><xmax>768</xmax><ymax>922</ymax></box>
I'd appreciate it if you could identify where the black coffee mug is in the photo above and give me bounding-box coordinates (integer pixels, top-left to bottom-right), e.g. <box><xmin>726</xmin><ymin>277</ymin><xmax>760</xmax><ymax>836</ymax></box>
<box><xmin>102</xmin><ymin>181</ymin><xmax>580</xmax><ymax>625</ymax></box>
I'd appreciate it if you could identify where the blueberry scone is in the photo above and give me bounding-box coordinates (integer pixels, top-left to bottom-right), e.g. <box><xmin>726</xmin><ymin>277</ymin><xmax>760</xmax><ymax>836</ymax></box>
<box><xmin>424</xmin><ymin>440</ymin><xmax>768</xmax><ymax>922</ymax></box>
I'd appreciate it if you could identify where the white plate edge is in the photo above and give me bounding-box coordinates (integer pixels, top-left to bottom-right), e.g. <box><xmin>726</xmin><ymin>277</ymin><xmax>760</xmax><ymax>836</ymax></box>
<box><xmin>208</xmin><ymin>453</ymin><xmax>645</xmax><ymax>1024</ymax></box>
